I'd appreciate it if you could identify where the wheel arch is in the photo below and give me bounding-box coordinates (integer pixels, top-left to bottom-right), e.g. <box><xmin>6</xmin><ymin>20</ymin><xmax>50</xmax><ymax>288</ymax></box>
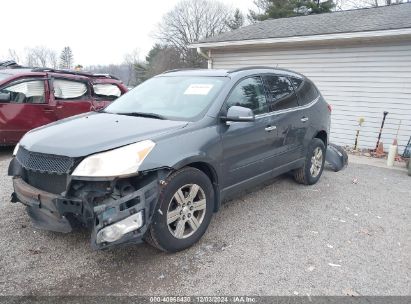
<box><xmin>314</xmin><ymin>130</ymin><xmax>328</xmax><ymax>147</ymax></box>
<box><xmin>172</xmin><ymin>158</ymin><xmax>221</xmax><ymax>213</ymax></box>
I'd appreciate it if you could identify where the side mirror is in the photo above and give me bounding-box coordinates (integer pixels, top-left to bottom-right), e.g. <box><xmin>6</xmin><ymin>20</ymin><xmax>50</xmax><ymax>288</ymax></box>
<box><xmin>0</xmin><ymin>92</ymin><xmax>11</xmax><ymax>102</ymax></box>
<box><xmin>221</xmin><ymin>106</ymin><xmax>255</xmax><ymax>123</ymax></box>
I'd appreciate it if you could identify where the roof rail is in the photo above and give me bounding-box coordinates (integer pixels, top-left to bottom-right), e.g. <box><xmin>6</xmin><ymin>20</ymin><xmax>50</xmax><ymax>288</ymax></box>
<box><xmin>161</xmin><ymin>68</ymin><xmax>202</xmax><ymax>74</ymax></box>
<box><xmin>31</xmin><ymin>67</ymin><xmax>120</xmax><ymax>80</ymax></box>
<box><xmin>162</xmin><ymin>69</ymin><xmax>183</xmax><ymax>74</ymax></box>
<box><xmin>92</xmin><ymin>73</ymin><xmax>120</xmax><ymax>80</ymax></box>
<box><xmin>0</xmin><ymin>60</ymin><xmax>23</xmax><ymax>69</ymax></box>
<box><xmin>228</xmin><ymin>66</ymin><xmax>276</xmax><ymax>73</ymax></box>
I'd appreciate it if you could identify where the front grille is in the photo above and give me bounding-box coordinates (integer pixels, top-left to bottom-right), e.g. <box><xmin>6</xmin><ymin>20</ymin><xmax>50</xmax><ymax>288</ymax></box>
<box><xmin>16</xmin><ymin>146</ymin><xmax>74</xmax><ymax>174</ymax></box>
<box><xmin>25</xmin><ymin>171</ymin><xmax>67</xmax><ymax>194</ymax></box>
<box><xmin>16</xmin><ymin>147</ymin><xmax>76</xmax><ymax>194</ymax></box>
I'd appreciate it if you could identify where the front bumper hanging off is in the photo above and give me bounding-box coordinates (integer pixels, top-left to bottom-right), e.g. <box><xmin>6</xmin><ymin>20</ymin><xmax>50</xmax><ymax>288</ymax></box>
<box><xmin>11</xmin><ymin>176</ymin><xmax>159</xmax><ymax>250</ymax></box>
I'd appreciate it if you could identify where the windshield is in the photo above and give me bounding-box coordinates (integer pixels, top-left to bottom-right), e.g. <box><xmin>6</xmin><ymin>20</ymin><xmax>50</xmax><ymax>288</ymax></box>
<box><xmin>105</xmin><ymin>76</ymin><xmax>227</xmax><ymax>121</ymax></box>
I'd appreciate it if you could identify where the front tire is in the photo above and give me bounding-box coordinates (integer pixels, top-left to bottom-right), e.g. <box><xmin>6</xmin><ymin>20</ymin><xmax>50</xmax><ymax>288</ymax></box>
<box><xmin>294</xmin><ymin>138</ymin><xmax>326</xmax><ymax>185</ymax></box>
<box><xmin>145</xmin><ymin>167</ymin><xmax>214</xmax><ymax>252</ymax></box>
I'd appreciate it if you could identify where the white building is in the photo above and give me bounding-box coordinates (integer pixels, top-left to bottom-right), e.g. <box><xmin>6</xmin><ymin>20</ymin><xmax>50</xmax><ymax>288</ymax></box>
<box><xmin>191</xmin><ymin>4</ymin><xmax>411</xmax><ymax>153</ymax></box>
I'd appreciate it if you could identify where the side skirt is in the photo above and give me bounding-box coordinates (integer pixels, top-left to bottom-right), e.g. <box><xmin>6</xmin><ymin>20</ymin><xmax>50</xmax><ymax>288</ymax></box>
<box><xmin>220</xmin><ymin>158</ymin><xmax>304</xmax><ymax>202</ymax></box>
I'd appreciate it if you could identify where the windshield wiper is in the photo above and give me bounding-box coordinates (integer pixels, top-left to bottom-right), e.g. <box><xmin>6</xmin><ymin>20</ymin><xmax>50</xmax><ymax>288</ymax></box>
<box><xmin>116</xmin><ymin>112</ymin><xmax>166</xmax><ymax>120</ymax></box>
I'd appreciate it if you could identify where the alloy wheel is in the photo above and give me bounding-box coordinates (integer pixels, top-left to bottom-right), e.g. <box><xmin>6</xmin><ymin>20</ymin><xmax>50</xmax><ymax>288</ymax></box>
<box><xmin>310</xmin><ymin>147</ymin><xmax>323</xmax><ymax>178</ymax></box>
<box><xmin>166</xmin><ymin>184</ymin><xmax>206</xmax><ymax>239</ymax></box>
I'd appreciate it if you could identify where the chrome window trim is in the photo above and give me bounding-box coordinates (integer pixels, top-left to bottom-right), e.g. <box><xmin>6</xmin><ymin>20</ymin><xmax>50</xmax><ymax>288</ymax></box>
<box><xmin>255</xmin><ymin>95</ymin><xmax>320</xmax><ymax>119</ymax></box>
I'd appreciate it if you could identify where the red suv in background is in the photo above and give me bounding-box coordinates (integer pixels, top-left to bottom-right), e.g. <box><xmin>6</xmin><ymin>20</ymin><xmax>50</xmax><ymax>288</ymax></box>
<box><xmin>0</xmin><ymin>62</ymin><xmax>128</xmax><ymax>145</ymax></box>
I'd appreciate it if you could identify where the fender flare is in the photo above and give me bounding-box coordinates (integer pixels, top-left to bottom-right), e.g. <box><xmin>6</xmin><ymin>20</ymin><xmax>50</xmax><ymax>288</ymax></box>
<box><xmin>170</xmin><ymin>155</ymin><xmax>221</xmax><ymax>212</ymax></box>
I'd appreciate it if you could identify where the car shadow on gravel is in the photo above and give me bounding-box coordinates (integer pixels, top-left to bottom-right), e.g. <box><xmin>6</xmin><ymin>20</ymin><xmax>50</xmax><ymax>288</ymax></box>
<box><xmin>0</xmin><ymin>146</ymin><xmax>13</xmax><ymax>160</ymax></box>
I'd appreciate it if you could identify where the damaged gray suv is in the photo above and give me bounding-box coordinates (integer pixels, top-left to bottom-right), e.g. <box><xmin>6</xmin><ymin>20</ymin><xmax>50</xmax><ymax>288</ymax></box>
<box><xmin>9</xmin><ymin>67</ymin><xmax>331</xmax><ymax>252</ymax></box>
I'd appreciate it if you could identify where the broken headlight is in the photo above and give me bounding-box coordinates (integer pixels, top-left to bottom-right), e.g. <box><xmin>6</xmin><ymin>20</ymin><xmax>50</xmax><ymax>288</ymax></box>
<box><xmin>96</xmin><ymin>211</ymin><xmax>144</xmax><ymax>243</ymax></box>
<box><xmin>13</xmin><ymin>143</ymin><xmax>20</xmax><ymax>156</ymax></box>
<box><xmin>72</xmin><ymin>140</ymin><xmax>155</xmax><ymax>178</ymax></box>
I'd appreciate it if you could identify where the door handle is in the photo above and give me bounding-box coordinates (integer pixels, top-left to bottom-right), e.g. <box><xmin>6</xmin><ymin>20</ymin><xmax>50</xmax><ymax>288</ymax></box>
<box><xmin>265</xmin><ymin>125</ymin><xmax>277</xmax><ymax>132</ymax></box>
<box><xmin>301</xmin><ymin>117</ymin><xmax>309</xmax><ymax>122</ymax></box>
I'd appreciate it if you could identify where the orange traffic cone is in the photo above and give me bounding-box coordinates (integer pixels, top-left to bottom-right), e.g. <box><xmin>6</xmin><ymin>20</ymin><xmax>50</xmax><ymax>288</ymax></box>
<box><xmin>375</xmin><ymin>142</ymin><xmax>385</xmax><ymax>157</ymax></box>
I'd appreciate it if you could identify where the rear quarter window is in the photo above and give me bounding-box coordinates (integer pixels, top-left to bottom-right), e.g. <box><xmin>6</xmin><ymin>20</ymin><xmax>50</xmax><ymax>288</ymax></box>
<box><xmin>262</xmin><ymin>75</ymin><xmax>298</xmax><ymax>112</ymax></box>
<box><xmin>291</xmin><ymin>77</ymin><xmax>319</xmax><ymax>106</ymax></box>
<box><xmin>93</xmin><ymin>83</ymin><xmax>121</xmax><ymax>100</ymax></box>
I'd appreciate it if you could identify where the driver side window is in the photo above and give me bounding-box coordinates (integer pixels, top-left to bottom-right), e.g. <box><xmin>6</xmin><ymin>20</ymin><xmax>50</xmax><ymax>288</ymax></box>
<box><xmin>226</xmin><ymin>76</ymin><xmax>268</xmax><ymax>115</ymax></box>
<box><xmin>0</xmin><ymin>80</ymin><xmax>45</xmax><ymax>104</ymax></box>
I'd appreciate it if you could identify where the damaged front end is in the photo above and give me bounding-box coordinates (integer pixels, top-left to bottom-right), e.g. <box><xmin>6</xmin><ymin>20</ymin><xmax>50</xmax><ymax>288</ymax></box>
<box><xmin>8</xmin><ymin>146</ymin><xmax>168</xmax><ymax>250</ymax></box>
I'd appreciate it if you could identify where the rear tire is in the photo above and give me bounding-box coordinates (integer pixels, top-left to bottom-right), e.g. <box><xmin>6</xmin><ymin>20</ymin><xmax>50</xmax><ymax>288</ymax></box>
<box><xmin>145</xmin><ymin>167</ymin><xmax>214</xmax><ymax>252</ymax></box>
<box><xmin>294</xmin><ymin>138</ymin><xmax>326</xmax><ymax>185</ymax></box>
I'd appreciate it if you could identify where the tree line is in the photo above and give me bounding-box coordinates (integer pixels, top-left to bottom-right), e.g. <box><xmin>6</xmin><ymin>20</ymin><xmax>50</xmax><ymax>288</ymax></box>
<box><xmin>7</xmin><ymin>46</ymin><xmax>76</xmax><ymax>70</ymax></box>
<box><xmin>4</xmin><ymin>0</ymin><xmax>406</xmax><ymax>86</ymax></box>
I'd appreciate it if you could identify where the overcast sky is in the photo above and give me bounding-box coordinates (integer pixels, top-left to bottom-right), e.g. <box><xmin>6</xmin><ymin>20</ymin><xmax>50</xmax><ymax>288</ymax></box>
<box><xmin>1</xmin><ymin>0</ymin><xmax>255</xmax><ymax>66</ymax></box>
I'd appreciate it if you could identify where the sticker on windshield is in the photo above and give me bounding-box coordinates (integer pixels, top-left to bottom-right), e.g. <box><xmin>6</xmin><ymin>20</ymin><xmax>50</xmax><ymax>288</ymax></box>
<box><xmin>184</xmin><ymin>84</ymin><xmax>214</xmax><ymax>95</ymax></box>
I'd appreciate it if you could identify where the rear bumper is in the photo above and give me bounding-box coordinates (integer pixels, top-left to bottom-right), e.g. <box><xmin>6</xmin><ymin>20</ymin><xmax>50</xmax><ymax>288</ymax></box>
<box><xmin>12</xmin><ymin>176</ymin><xmax>159</xmax><ymax>250</ymax></box>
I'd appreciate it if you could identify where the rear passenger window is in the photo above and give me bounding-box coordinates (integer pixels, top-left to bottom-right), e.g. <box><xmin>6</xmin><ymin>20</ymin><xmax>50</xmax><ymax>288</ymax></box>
<box><xmin>53</xmin><ymin>79</ymin><xmax>88</xmax><ymax>100</ymax></box>
<box><xmin>292</xmin><ymin>77</ymin><xmax>319</xmax><ymax>106</ymax></box>
<box><xmin>262</xmin><ymin>75</ymin><xmax>298</xmax><ymax>111</ymax></box>
<box><xmin>93</xmin><ymin>83</ymin><xmax>121</xmax><ymax>100</ymax></box>
<box><xmin>226</xmin><ymin>76</ymin><xmax>268</xmax><ymax>115</ymax></box>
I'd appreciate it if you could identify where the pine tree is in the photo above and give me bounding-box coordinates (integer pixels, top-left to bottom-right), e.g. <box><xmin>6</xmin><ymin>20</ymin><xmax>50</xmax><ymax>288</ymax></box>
<box><xmin>249</xmin><ymin>0</ymin><xmax>335</xmax><ymax>22</ymax></box>
<box><xmin>59</xmin><ymin>46</ymin><xmax>74</xmax><ymax>69</ymax></box>
<box><xmin>227</xmin><ymin>9</ymin><xmax>245</xmax><ymax>30</ymax></box>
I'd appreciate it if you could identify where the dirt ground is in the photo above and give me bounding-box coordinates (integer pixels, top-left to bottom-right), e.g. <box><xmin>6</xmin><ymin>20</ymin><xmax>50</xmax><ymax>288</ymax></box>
<box><xmin>0</xmin><ymin>148</ymin><xmax>410</xmax><ymax>296</ymax></box>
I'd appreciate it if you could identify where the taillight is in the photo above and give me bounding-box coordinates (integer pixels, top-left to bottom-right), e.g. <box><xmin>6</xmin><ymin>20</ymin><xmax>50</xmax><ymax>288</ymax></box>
<box><xmin>327</xmin><ymin>104</ymin><xmax>332</xmax><ymax>112</ymax></box>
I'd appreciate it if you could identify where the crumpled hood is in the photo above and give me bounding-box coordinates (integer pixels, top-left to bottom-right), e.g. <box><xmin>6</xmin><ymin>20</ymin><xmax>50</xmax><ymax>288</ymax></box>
<box><xmin>20</xmin><ymin>112</ymin><xmax>188</xmax><ymax>157</ymax></box>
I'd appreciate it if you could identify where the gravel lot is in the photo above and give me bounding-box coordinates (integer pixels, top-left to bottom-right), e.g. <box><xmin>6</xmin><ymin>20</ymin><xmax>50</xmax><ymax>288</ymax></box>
<box><xmin>0</xmin><ymin>147</ymin><xmax>410</xmax><ymax>296</ymax></box>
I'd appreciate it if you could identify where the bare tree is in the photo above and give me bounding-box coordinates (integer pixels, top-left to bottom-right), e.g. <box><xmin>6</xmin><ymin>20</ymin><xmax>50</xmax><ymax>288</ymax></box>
<box><xmin>123</xmin><ymin>49</ymin><xmax>142</xmax><ymax>86</ymax></box>
<box><xmin>48</xmin><ymin>51</ymin><xmax>58</xmax><ymax>69</ymax></box>
<box><xmin>338</xmin><ymin>0</ymin><xmax>405</xmax><ymax>9</ymax></box>
<box><xmin>32</xmin><ymin>47</ymin><xmax>50</xmax><ymax>67</ymax></box>
<box><xmin>156</xmin><ymin>0</ymin><xmax>235</xmax><ymax>67</ymax></box>
<box><xmin>87</xmin><ymin>49</ymin><xmax>144</xmax><ymax>86</ymax></box>
<box><xmin>25</xmin><ymin>51</ymin><xmax>38</xmax><ymax>67</ymax></box>
<box><xmin>24</xmin><ymin>46</ymin><xmax>58</xmax><ymax>68</ymax></box>
<box><xmin>7</xmin><ymin>49</ymin><xmax>21</xmax><ymax>63</ymax></box>
<box><xmin>371</xmin><ymin>0</ymin><xmax>405</xmax><ymax>6</ymax></box>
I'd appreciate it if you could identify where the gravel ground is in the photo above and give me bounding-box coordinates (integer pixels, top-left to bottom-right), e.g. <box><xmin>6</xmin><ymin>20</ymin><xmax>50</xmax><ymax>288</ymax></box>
<box><xmin>0</xmin><ymin>147</ymin><xmax>410</xmax><ymax>296</ymax></box>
